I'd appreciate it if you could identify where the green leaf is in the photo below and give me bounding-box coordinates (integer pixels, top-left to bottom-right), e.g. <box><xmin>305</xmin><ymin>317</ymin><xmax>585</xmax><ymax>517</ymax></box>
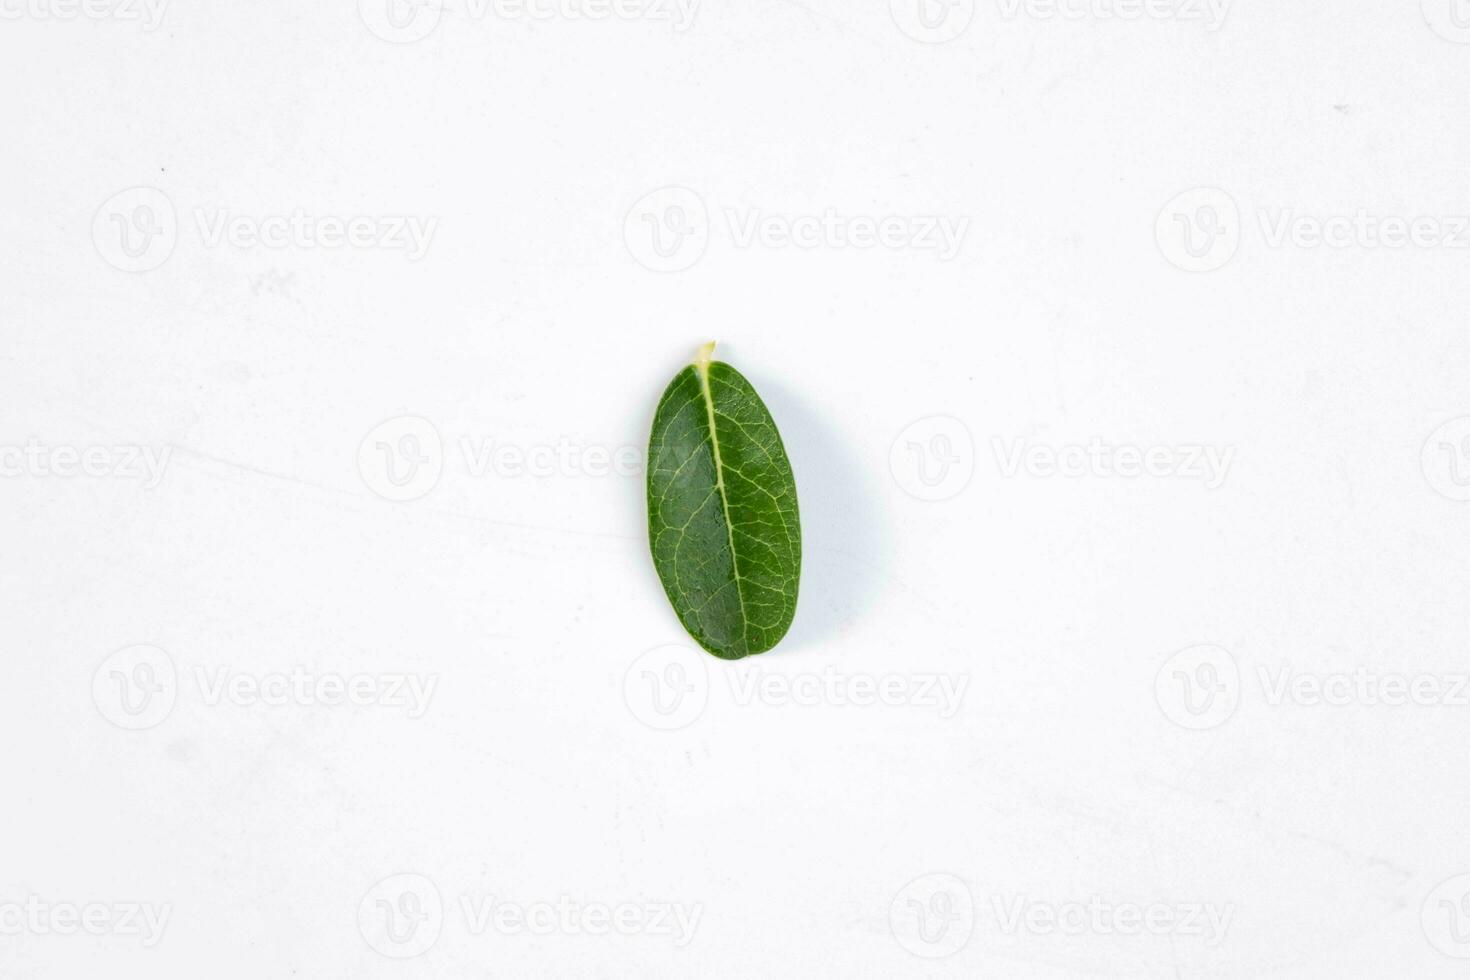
<box><xmin>647</xmin><ymin>343</ymin><xmax>802</xmax><ymax>659</ymax></box>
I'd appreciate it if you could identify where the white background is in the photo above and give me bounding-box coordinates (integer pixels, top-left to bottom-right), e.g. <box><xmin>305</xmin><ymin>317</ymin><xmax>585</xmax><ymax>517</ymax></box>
<box><xmin>4</xmin><ymin>0</ymin><xmax>1470</xmax><ymax>976</ymax></box>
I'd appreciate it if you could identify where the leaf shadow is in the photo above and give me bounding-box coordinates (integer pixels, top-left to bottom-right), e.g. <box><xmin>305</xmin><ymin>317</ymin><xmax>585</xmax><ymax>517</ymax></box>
<box><xmin>748</xmin><ymin>373</ymin><xmax>888</xmax><ymax>656</ymax></box>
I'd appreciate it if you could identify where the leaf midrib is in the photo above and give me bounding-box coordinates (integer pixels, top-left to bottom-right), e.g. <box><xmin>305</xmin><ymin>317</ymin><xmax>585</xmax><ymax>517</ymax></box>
<box><xmin>695</xmin><ymin>358</ymin><xmax>749</xmax><ymax>649</ymax></box>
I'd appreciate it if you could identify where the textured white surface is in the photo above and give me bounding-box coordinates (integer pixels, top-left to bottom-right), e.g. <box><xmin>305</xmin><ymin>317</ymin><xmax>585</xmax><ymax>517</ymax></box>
<box><xmin>4</xmin><ymin>1</ymin><xmax>1470</xmax><ymax>976</ymax></box>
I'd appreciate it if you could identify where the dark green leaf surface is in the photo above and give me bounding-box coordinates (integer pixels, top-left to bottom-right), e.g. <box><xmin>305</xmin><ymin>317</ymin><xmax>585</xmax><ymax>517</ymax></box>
<box><xmin>647</xmin><ymin>344</ymin><xmax>801</xmax><ymax>659</ymax></box>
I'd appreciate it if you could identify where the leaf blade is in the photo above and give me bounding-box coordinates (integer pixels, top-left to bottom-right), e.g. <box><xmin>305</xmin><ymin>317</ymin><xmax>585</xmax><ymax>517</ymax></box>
<box><xmin>647</xmin><ymin>348</ymin><xmax>801</xmax><ymax>659</ymax></box>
